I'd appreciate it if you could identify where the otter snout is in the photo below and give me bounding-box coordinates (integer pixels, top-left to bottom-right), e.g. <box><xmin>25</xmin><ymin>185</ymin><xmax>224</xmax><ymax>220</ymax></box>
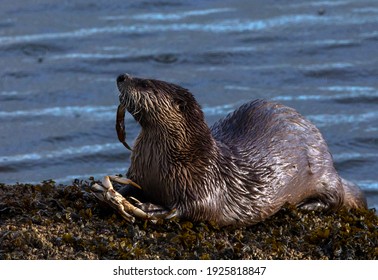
<box><xmin>117</xmin><ymin>73</ymin><xmax>135</xmax><ymax>105</ymax></box>
<box><xmin>117</xmin><ymin>73</ymin><xmax>133</xmax><ymax>88</ymax></box>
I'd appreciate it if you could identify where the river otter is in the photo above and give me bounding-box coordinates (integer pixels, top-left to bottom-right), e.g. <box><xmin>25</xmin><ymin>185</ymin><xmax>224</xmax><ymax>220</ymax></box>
<box><xmin>113</xmin><ymin>73</ymin><xmax>367</xmax><ymax>226</ymax></box>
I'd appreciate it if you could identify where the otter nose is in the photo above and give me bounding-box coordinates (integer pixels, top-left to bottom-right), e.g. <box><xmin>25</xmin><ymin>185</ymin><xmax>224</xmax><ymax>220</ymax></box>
<box><xmin>117</xmin><ymin>73</ymin><xmax>133</xmax><ymax>84</ymax></box>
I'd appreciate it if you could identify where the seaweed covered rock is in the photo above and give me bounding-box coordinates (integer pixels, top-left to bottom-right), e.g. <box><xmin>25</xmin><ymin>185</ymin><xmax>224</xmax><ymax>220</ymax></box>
<box><xmin>0</xmin><ymin>181</ymin><xmax>377</xmax><ymax>260</ymax></box>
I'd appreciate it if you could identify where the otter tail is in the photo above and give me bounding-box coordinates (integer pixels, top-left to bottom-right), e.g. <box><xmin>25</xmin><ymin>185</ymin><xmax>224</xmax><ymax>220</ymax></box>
<box><xmin>341</xmin><ymin>178</ymin><xmax>367</xmax><ymax>209</ymax></box>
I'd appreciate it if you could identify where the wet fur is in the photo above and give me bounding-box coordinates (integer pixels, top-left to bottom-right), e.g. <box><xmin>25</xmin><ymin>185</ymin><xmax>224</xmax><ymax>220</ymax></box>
<box><xmin>117</xmin><ymin>74</ymin><xmax>367</xmax><ymax>226</ymax></box>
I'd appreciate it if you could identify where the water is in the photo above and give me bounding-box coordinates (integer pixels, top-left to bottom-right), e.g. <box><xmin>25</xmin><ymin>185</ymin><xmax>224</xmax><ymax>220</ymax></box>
<box><xmin>0</xmin><ymin>0</ymin><xmax>377</xmax><ymax>209</ymax></box>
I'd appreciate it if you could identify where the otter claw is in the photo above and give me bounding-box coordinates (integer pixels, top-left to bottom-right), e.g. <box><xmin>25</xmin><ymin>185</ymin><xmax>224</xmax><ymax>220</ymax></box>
<box><xmin>90</xmin><ymin>176</ymin><xmax>153</xmax><ymax>223</ymax></box>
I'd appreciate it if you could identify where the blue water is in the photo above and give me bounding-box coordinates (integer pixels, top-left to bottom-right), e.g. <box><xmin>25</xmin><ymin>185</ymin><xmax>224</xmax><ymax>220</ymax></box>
<box><xmin>0</xmin><ymin>0</ymin><xmax>377</xmax><ymax>209</ymax></box>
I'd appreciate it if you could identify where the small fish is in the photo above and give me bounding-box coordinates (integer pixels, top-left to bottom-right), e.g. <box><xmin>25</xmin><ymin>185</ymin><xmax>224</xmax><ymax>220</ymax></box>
<box><xmin>116</xmin><ymin>104</ymin><xmax>132</xmax><ymax>151</ymax></box>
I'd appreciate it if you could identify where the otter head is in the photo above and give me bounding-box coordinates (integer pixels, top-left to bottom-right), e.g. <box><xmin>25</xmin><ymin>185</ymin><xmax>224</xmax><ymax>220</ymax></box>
<box><xmin>116</xmin><ymin>74</ymin><xmax>206</xmax><ymax>134</ymax></box>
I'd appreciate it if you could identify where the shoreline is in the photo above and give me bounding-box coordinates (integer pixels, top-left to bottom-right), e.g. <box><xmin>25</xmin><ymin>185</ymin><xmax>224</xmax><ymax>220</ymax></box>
<box><xmin>0</xmin><ymin>180</ymin><xmax>377</xmax><ymax>260</ymax></box>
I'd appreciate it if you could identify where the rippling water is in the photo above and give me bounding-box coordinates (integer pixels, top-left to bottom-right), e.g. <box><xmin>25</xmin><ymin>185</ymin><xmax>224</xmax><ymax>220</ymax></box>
<box><xmin>0</xmin><ymin>0</ymin><xmax>377</xmax><ymax>209</ymax></box>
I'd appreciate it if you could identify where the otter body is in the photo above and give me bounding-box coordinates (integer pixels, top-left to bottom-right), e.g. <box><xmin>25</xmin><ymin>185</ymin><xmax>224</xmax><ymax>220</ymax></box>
<box><xmin>117</xmin><ymin>74</ymin><xmax>367</xmax><ymax>226</ymax></box>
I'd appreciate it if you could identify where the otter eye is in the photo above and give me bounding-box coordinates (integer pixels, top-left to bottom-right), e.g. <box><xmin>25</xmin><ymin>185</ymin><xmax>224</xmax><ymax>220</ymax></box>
<box><xmin>138</xmin><ymin>81</ymin><xmax>150</xmax><ymax>91</ymax></box>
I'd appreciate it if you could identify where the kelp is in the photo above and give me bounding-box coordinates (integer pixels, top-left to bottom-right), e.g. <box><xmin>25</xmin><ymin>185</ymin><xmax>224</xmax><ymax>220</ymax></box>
<box><xmin>0</xmin><ymin>180</ymin><xmax>377</xmax><ymax>260</ymax></box>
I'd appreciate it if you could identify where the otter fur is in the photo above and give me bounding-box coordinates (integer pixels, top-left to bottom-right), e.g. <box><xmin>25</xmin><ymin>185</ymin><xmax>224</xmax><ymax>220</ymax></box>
<box><xmin>116</xmin><ymin>74</ymin><xmax>367</xmax><ymax>226</ymax></box>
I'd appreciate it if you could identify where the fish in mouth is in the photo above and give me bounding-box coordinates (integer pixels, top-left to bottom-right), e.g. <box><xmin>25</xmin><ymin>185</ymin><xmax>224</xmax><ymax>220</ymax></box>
<box><xmin>115</xmin><ymin>104</ymin><xmax>132</xmax><ymax>151</ymax></box>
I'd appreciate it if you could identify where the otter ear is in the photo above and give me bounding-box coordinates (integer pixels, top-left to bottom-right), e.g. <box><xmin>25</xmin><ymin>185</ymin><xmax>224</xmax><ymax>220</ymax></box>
<box><xmin>174</xmin><ymin>95</ymin><xmax>188</xmax><ymax>112</ymax></box>
<box><xmin>178</xmin><ymin>99</ymin><xmax>188</xmax><ymax>112</ymax></box>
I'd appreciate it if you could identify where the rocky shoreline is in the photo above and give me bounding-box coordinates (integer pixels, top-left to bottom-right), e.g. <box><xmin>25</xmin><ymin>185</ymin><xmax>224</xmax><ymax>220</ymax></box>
<box><xmin>0</xmin><ymin>180</ymin><xmax>377</xmax><ymax>260</ymax></box>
